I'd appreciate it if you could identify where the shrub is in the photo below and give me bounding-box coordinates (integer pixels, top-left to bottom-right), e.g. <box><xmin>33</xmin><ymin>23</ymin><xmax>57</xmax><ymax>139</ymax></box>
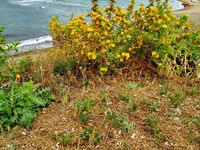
<box><xmin>0</xmin><ymin>81</ymin><xmax>55</xmax><ymax>131</ymax></box>
<box><xmin>49</xmin><ymin>0</ymin><xmax>200</xmax><ymax>77</ymax></box>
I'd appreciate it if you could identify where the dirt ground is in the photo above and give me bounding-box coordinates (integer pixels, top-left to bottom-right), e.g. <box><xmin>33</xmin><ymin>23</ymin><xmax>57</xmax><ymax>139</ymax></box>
<box><xmin>0</xmin><ymin>74</ymin><xmax>199</xmax><ymax>150</ymax></box>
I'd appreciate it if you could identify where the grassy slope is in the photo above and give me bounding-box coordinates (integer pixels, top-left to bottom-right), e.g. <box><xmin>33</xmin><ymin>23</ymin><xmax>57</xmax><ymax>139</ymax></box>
<box><xmin>0</xmin><ymin>50</ymin><xmax>200</xmax><ymax>150</ymax></box>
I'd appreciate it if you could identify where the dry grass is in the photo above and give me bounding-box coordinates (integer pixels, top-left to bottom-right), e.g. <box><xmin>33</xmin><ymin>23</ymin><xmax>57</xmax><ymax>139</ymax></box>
<box><xmin>0</xmin><ymin>49</ymin><xmax>199</xmax><ymax>150</ymax></box>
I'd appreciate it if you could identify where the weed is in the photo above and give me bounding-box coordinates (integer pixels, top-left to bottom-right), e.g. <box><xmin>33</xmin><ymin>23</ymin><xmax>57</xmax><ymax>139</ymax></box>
<box><xmin>159</xmin><ymin>86</ymin><xmax>168</xmax><ymax>95</ymax></box>
<box><xmin>127</xmin><ymin>82</ymin><xmax>138</xmax><ymax>90</ymax></box>
<box><xmin>191</xmin><ymin>118</ymin><xmax>200</xmax><ymax>129</ymax></box>
<box><xmin>8</xmin><ymin>144</ymin><xmax>15</xmax><ymax>150</ymax></box>
<box><xmin>159</xmin><ymin>82</ymin><xmax>171</xmax><ymax>95</ymax></box>
<box><xmin>186</xmin><ymin>86</ymin><xmax>198</xmax><ymax>96</ymax></box>
<box><xmin>59</xmin><ymin>133</ymin><xmax>73</xmax><ymax>147</ymax></box>
<box><xmin>188</xmin><ymin>134</ymin><xmax>200</xmax><ymax>144</ymax></box>
<box><xmin>128</xmin><ymin>100</ymin><xmax>138</xmax><ymax>112</ymax></box>
<box><xmin>147</xmin><ymin>101</ymin><xmax>159</xmax><ymax>112</ymax></box>
<box><xmin>118</xmin><ymin>93</ymin><xmax>130</xmax><ymax>102</ymax></box>
<box><xmin>81</xmin><ymin>126</ymin><xmax>101</xmax><ymax>144</ymax></box>
<box><xmin>93</xmin><ymin>132</ymin><xmax>102</xmax><ymax>145</ymax></box>
<box><xmin>147</xmin><ymin>114</ymin><xmax>163</xmax><ymax>145</ymax></box>
<box><xmin>148</xmin><ymin>114</ymin><xmax>159</xmax><ymax>135</ymax></box>
<box><xmin>100</xmin><ymin>90</ymin><xmax>112</xmax><ymax>106</ymax></box>
<box><xmin>170</xmin><ymin>91</ymin><xmax>186</xmax><ymax>108</ymax></box>
<box><xmin>106</xmin><ymin>109</ymin><xmax>134</xmax><ymax>133</ymax></box>
<box><xmin>123</xmin><ymin>141</ymin><xmax>130</xmax><ymax>149</ymax></box>
<box><xmin>81</xmin><ymin>127</ymin><xmax>93</xmax><ymax>141</ymax></box>
<box><xmin>76</xmin><ymin>99</ymin><xmax>93</xmax><ymax>123</ymax></box>
<box><xmin>0</xmin><ymin>81</ymin><xmax>55</xmax><ymax>131</ymax></box>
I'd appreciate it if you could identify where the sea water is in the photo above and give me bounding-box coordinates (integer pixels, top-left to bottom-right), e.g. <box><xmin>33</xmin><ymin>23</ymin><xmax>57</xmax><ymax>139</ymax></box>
<box><xmin>0</xmin><ymin>0</ymin><xmax>183</xmax><ymax>42</ymax></box>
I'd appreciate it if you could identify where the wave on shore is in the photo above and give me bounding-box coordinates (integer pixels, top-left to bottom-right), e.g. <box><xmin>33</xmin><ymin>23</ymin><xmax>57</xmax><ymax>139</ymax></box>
<box><xmin>9</xmin><ymin>36</ymin><xmax>53</xmax><ymax>55</ymax></box>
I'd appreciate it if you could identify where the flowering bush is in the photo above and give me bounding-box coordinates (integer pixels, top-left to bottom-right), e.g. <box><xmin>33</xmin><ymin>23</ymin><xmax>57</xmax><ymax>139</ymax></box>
<box><xmin>0</xmin><ymin>26</ymin><xmax>19</xmax><ymax>81</ymax></box>
<box><xmin>49</xmin><ymin>0</ymin><xmax>200</xmax><ymax>77</ymax></box>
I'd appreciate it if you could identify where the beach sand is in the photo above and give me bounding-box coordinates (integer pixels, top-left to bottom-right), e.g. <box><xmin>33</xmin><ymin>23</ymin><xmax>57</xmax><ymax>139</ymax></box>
<box><xmin>174</xmin><ymin>4</ymin><xmax>200</xmax><ymax>25</ymax></box>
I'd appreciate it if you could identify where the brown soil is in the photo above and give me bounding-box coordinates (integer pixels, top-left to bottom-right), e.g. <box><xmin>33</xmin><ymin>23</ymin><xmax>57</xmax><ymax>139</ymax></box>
<box><xmin>0</xmin><ymin>73</ymin><xmax>199</xmax><ymax>149</ymax></box>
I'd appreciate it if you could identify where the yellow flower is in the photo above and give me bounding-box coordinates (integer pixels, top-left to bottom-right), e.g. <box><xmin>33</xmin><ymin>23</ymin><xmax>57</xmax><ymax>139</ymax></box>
<box><xmin>162</xmin><ymin>24</ymin><xmax>167</xmax><ymax>29</ymax></box>
<box><xmin>152</xmin><ymin>51</ymin><xmax>159</xmax><ymax>59</ymax></box>
<box><xmin>117</xmin><ymin>20</ymin><xmax>121</xmax><ymax>25</ymax></box>
<box><xmin>88</xmin><ymin>52</ymin><xmax>96</xmax><ymax>60</ymax></box>
<box><xmin>87</xmin><ymin>27</ymin><xmax>94</xmax><ymax>32</ymax></box>
<box><xmin>111</xmin><ymin>43</ymin><xmax>115</xmax><ymax>47</ymax></box>
<box><xmin>163</xmin><ymin>14</ymin><xmax>168</xmax><ymax>18</ymax></box>
<box><xmin>157</xmin><ymin>19</ymin><xmax>162</xmax><ymax>24</ymax></box>
<box><xmin>152</xmin><ymin>17</ymin><xmax>156</xmax><ymax>21</ymax></box>
<box><xmin>127</xmin><ymin>35</ymin><xmax>131</xmax><ymax>39</ymax></box>
<box><xmin>100</xmin><ymin>67</ymin><xmax>108</xmax><ymax>72</ymax></box>
<box><xmin>125</xmin><ymin>53</ymin><xmax>130</xmax><ymax>60</ymax></box>
<box><xmin>154</xmin><ymin>27</ymin><xmax>160</xmax><ymax>31</ymax></box>
<box><xmin>101</xmin><ymin>22</ymin><xmax>106</xmax><ymax>27</ymax></box>
<box><xmin>16</xmin><ymin>74</ymin><xmax>21</xmax><ymax>79</ymax></box>
<box><xmin>120</xmin><ymin>58</ymin><xmax>124</xmax><ymax>62</ymax></box>
<box><xmin>104</xmin><ymin>31</ymin><xmax>108</xmax><ymax>36</ymax></box>
<box><xmin>106</xmin><ymin>40</ymin><xmax>111</xmax><ymax>44</ymax></box>
<box><xmin>1</xmin><ymin>45</ymin><xmax>8</xmax><ymax>51</ymax></box>
<box><xmin>116</xmin><ymin>53</ymin><xmax>121</xmax><ymax>58</ymax></box>
<box><xmin>91</xmin><ymin>53</ymin><xmax>96</xmax><ymax>60</ymax></box>
<box><xmin>122</xmin><ymin>52</ymin><xmax>126</xmax><ymax>57</ymax></box>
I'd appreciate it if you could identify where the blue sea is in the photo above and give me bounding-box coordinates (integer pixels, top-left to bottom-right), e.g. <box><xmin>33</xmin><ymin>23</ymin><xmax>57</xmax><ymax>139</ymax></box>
<box><xmin>0</xmin><ymin>0</ymin><xmax>183</xmax><ymax>42</ymax></box>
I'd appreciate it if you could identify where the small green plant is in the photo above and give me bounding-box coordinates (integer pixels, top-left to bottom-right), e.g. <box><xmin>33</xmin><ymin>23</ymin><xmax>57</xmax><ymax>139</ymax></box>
<box><xmin>147</xmin><ymin>114</ymin><xmax>163</xmax><ymax>145</ymax></box>
<box><xmin>81</xmin><ymin>126</ymin><xmax>101</xmax><ymax>144</ymax></box>
<box><xmin>81</xmin><ymin>127</ymin><xmax>93</xmax><ymax>142</ymax></box>
<box><xmin>100</xmin><ymin>90</ymin><xmax>112</xmax><ymax>106</ymax></box>
<box><xmin>159</xmin><ymin>82</ymin><xmax>171</xmax><ymax>95</ymax></box>
<box><xmin>106</xmin><ymin>109</ymin><xmax>134</xmax><ymax>133</ymax></box>
<box><xmin>128</xmin><ymin>100</ymin><xmax>138</xmax><ymax>112</ymax></box>
<box><xmin>159</xmin><ymin>86</ymin><xmax>167</xmax><ymax>95</ymax></box>
<box><xmin>77</xmin><ymin>99</ymin><xmax>93</xmax><ymax>123</ymax></box>
<box><xmin>147</xmin><ymin>101</ymin><xmax>159</xmax><ymax>112</ymax></box>
<box><xmin>188</xmin><ymin>134</ymin><xmax>200</xmax><ymax>144</ymax></box>
<box><xmin>170</xmin><ymin>91</ymin><xmax>186</xmax><ymax>108</ymax></box>
<box><xmin>8</xmin><ymin>144</ymin><xmax>15</xmax><ymax>150</ymax></box>
<box><xmin>191</xmin><ymin>118</ymin><xmax>200</xmax><ymax>129</ymax></box>
<box><xmin>118</xmin><ymin>93</ymin><xmax>130</xmax><ymax>102</ymax></box>
<box><xmin>59</xmin><ymin>133</ymin><xmax>73</xmax><ymax>147</ymax></box>
<box><xmin>93</xmin><ymin>132</ymin><xmax>102</xmax><ymax>145</ymax></box>
<box><xmin>127</xmin><ymin>82</ymin><xmax>138</xmax><ymax>90</ymax></box>
<box><xmin>0</xmin><ymin>81</ymin><xmax>55</xmax><ymax>131</ymax></box>
<box><xmin>186</xmin><ymin>86</ymin><xmax>198</xmax><ymax>96</ymax></box>
<box><xmin>123</xmin><ymin>141</ymin><xmax>130</xmax><ymax>150</ymax></box>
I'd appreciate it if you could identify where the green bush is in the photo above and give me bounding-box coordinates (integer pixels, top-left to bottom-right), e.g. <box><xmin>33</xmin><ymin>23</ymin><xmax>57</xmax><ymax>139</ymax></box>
<box><xmin>0</xmin><ymin>81</ymin><xmax>55</xmax><ymax>131</ymax></box>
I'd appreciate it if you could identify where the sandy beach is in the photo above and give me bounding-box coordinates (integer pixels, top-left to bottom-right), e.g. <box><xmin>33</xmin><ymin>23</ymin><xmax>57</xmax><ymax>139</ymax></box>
<box><xmin>175</xmin><ymin>6</ymin><xmax>200</xmax><ymax>25</ymax></box>
<box><xmin>174</xmin><ymin>2</ymin><xmax>200</xmax><ymax>25</ymax></box>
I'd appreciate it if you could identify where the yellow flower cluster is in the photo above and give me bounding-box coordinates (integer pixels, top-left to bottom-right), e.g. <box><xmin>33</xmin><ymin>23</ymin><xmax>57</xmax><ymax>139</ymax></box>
<box><xmin>48</xmin><ymin>0</ymin><xmax>195</xmax><ymax>76</ymax></box>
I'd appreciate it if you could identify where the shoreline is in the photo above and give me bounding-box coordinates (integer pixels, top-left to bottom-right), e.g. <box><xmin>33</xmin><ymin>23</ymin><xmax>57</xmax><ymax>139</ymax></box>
<box><xmin>9</xmin><ymin>35</ymin><xmax>53</xmax><ymax>56</ymax></box>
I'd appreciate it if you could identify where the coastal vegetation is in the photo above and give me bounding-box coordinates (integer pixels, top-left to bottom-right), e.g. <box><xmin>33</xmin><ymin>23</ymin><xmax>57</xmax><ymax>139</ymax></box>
<box><xmin>0</xmin><ymin>0</ymin><xmax>200</xmax><ymax>149</ymax></box>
